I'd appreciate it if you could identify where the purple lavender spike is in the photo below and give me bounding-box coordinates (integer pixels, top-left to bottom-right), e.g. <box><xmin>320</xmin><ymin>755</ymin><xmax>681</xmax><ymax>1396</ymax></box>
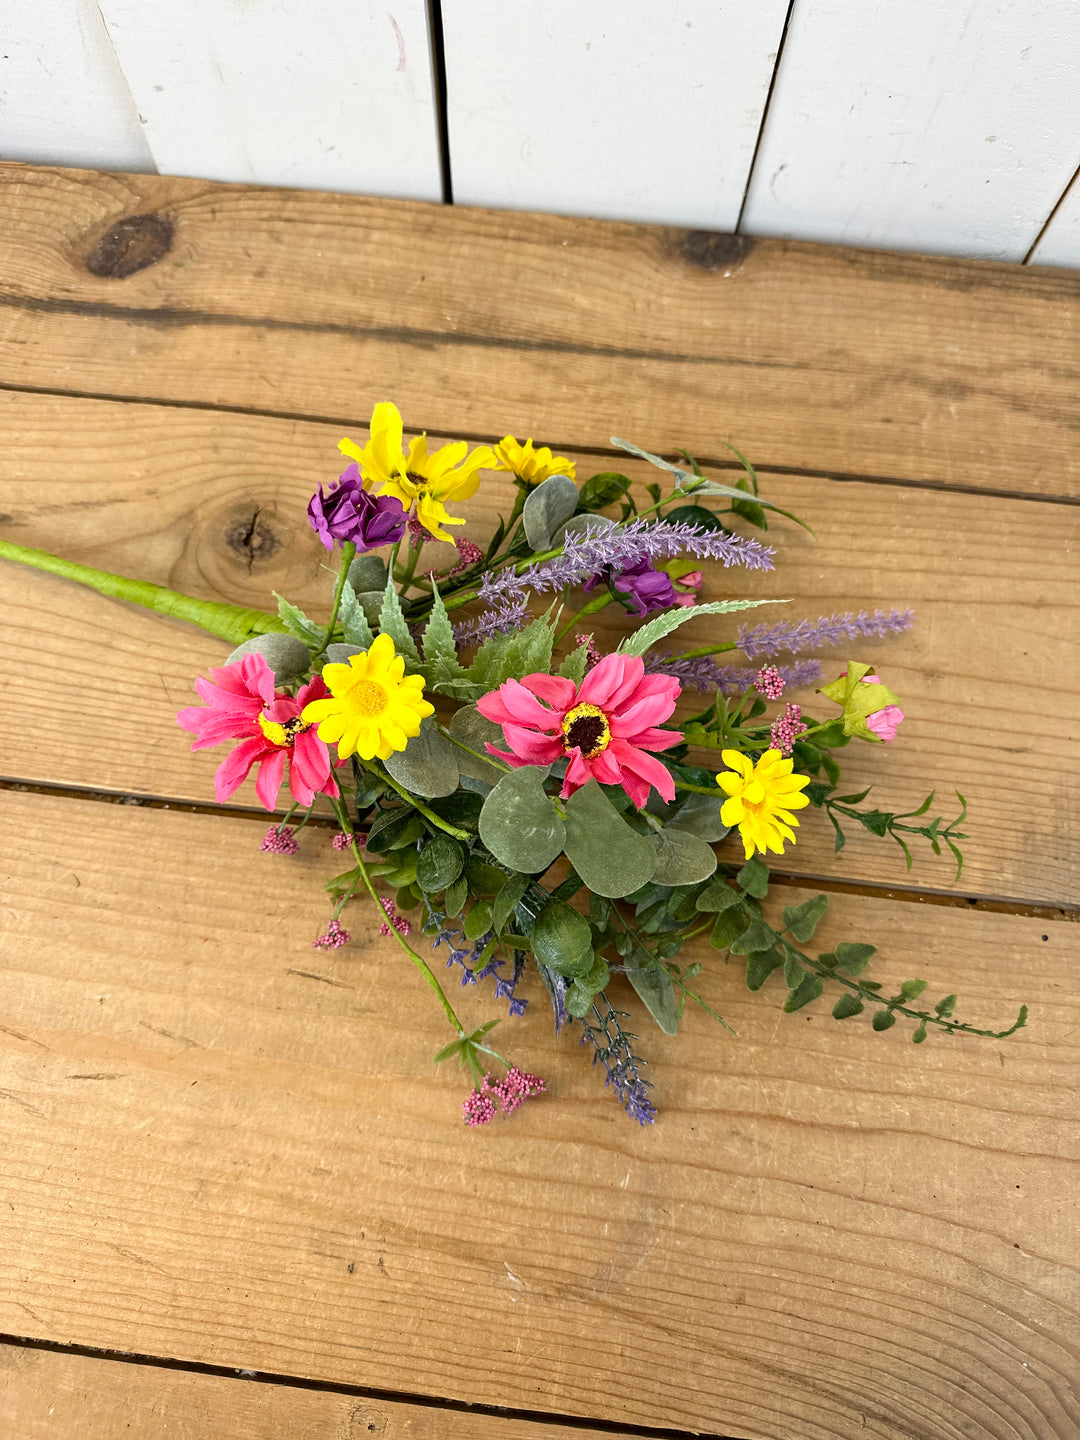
<box><xmin>736</xmin><ymin>608</ymin><xmax>913</xmax><ymax>661</ymax></box>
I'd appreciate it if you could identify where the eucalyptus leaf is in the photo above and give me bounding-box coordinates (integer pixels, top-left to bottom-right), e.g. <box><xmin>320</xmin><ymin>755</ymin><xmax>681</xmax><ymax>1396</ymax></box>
<box><xmin>618</xmin><ymin>598</ymin><xmax>788</xmax><ymax>659</ymax></box>
<box><xmin>492</xmin><ymin>873</ymin><xmax>530</xmax><ymax>934</ymax></box>
<box><xmin>625</xmin><ymin>957</ymin><xmax>679</xmax><ymax>1035</ymax></box>
<box><xmin>324</xmin><ymin>643</ymin><xmax>365</xmax><ymax>665</ymax></box>
<box><xmin>610</xmin><ymin>435</ymin><xmax>808</xmax><ymax>525</ymax></box>
<box><xmin>649</xmin><ymin>826</ymin><xmax>718</xmax><ymax>885</ymax></box>
<box><xmin>562</xmin><ymin>780</ymin><xmax>657</xmax><ymax>898</ymax></box>
<box><xmin>531</xmin><ymin>900</ymin><xmax>593</xmax><ymax>977</ymax></box>
<box><xmin>523</xmin><ymin>474</ymin><xmax>579</xmax><ymax>551</ymax></box>
<box><xmin>551</xmin><ymin>511</ymin><xmax>615</xmax><ymax>547</ymax></box>
<box><xmin>416</xmin><ymin>835</ymin><xmax>464</xmax><ymax>893</ymax></box>
<box><xmin>669</xmin><ymin>791</ymin><xmax>731</xmax><ymax>843</ymax></box>
<box><xmin>478</xmin><ymin>766</ymin><xmax>566</xmax><ymax>872</ymax></box>
<box><xmin>226</xmin><ymin>633</ymin><xmax>312</xmax><ymax>683</ymax></box>
<box><xmin>347</xmin><ymin>553</ymin><xmax>388</xmax><ymax>592</ymax></box>
<box><xmin>383</xmin><ymin>717</ymin><xmax>460</xmax><ymax>798</ymax></box>
<box><xmin>447</xmin><ymin>706</ymin><xmax>507</xmax><ymax>785</ymax></box>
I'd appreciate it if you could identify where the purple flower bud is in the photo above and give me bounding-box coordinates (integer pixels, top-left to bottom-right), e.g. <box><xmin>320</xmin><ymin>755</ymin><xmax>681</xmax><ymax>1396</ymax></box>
<box><xmin>584</xmin><ymin>557</ymin><xmax>678</xmax><ymax>616</ymax></box>
<box><xmin>307</xmin><ymin>463</ymin><xmax>407</xmax><ymax>552</ymax></box>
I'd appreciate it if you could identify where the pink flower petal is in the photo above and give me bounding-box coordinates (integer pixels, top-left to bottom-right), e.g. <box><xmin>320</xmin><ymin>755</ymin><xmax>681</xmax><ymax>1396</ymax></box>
<box><xmin>255</xmin><ymin>747</ymin><xmax>287</xmax><ymax>811</ymax></box>
<box><xmin>561</xmin><ymin>750</ymin><xmax>593</xmax><ymax>797</ymax></box>
<box><xmin>520</xmin><ymin>673</ymin><xmax>576</xmax><ymax>710</ymax></box>
<box><xmin>609</xmin><ymin>693</ymin><xmax>678</xmax><ymax>736</ymax></box>
<box><xmin>213</xmin><ymin>736</ymin><xmax>270</xmax><ymax>802</ymax></box>
<box><xmin>499</xmin><ymin>722</ymin><xmax>564</xmax><ymax>763</ymax></box>
<box><xmin>577</xmin><ymin>652</ymin><xmax>640</xmax><ymax>709</ymax></box>
<box><xmin>609</xmin><ymin>739</ymin><xmax>676</xmax><ymax>803</ymax></box>
<box><xmin>616</xmin><ymin>724</ymin><xmax>682</xmax><ymax>752</ymax></box>
<box><xmin>496</xmin><ymin>677</ymin><xmax>561</xmax><ymax>729</ymax></box>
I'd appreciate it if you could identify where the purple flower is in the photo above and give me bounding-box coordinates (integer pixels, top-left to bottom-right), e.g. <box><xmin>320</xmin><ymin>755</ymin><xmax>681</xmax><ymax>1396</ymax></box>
<box><xmin>307</xmin><ymin>463</ymin><xmax>407</xmax><ymax>552</ymax></box>
<box><xmin>583</xmin><ymin>557</ymin><xmax>679</xmax><ymax>616</ymax></box>
<box><xmin>478</xmin><ymin>517</ymin><xmax>773</xmax><ymax>606</ymax></box>
<box><xmin>736</xmin><ymin>608</ymin><xmax>913</xmax><ymax>661</ymax></box>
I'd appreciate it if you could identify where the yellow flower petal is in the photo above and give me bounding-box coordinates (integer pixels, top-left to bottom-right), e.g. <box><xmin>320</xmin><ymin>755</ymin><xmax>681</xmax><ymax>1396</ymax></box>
<box><xmin>715</xmin><ymin>748</ymin><xmax>811</xmax><ymax>860</ymax></box>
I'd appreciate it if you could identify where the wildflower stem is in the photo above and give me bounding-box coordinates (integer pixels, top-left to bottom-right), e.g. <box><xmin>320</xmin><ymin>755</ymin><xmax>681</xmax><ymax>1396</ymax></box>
<box><xmin>364</xmin><ymin>762</ymin><xmax>472</xmax><ymax>840</ymax></box>
<box><xmin>319</xmin><ymin>541</ymin><xmax>357</xmax><ymax>653</ymax></box>
<box><xmin>437</xmin><ymin>725</ymin><xmax>513</xmax><ymax>773</ymax></box>
<box><xmin>668</xmin><ymin>641</ymin><xmax>740</xmax><ymax>661</ymax></box>
<box><xmin>329</xmin><ymin>796</ymin><xmax>465</xmax><ymax>1034</ymax></box>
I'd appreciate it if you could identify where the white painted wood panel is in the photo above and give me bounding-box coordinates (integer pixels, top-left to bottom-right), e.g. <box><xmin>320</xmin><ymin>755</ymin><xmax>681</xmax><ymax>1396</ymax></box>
<box><xmin>740</xmin><ymin>0</ymin><xmax>1080</xmax><ymax>262</ymax></box>
<box><xmin>96</xmin><ymin>0</ymin><xmax>442</xmax><ymax>200</ymax></box>
<box><xmin>441</xmin><ymin>0</ymin><xmax>789</xmax><ymax>229</ymax></box>
<box><xmin>0</xmin><ymin>0</ymin><xmax>153</xmax><ymax>173</ymax></box>
<box><xmin>1029</xmin><ymin>170</ymin><xmax>1080</xmax><ymax>268</ymax></box>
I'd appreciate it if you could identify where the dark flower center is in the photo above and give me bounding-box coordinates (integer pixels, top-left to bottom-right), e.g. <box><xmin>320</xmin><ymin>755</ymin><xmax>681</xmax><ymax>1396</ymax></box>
<box><xmin>561</xmin><ymin>702</ymin><xmax>611</xmax><ymax>759</ymax></box>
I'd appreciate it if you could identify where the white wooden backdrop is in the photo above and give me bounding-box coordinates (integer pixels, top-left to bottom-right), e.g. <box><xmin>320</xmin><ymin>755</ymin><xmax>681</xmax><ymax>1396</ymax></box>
<box><xmin>2</xmin><ymin>0</ymin><xmax>1079</xmax><ymax>267</ymax></box>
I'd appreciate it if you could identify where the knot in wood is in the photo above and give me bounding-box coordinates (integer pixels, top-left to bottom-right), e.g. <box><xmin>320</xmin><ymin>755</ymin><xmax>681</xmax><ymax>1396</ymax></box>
<box><xmin>85</xmin><ymin>214</ymin><xmax>174</xmax><ymax>279</ymax></box>
<box><xmin>678</xmin><ymin>230</ymin><xmax>754</xmax><ymax>274</ymax></box>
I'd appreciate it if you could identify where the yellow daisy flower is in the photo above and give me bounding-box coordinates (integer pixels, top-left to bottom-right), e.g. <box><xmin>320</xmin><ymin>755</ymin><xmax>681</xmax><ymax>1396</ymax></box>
<box><xmin>716</xmin><ymin>748</ymin><xmax>811</xmax><ymax>860</ymax></box>
<box><xmin>339</xmin><ymin>401</ymin><xmax>495</xmax><ymax>544</ymax></box>
<box><xmin>493</xmin><ymin>435</ymin><xmax>576</xmax><ymax>487</ymax></box>
<box><xmin>301</xmin><ymin>632</ymin><xmax>433</xmax><ymax>762</ymax></box>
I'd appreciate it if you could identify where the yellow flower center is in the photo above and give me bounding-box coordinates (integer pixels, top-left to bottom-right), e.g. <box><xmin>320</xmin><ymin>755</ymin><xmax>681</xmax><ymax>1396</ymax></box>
<box><xmin>561</xmin><ymin>702</ymin><xmax>611</xmax><ymax>759</ymax></box>
<box><xmin>350</xmin><ymin>680</ymin><xmax>389</xmax><ymax>717</ymax></box>
<box><xmin>258</xmin><ymin>713</ymin><xmax>307</xmax><ymax>748</ymax></box>
<box><xmin>406</xmin><ymin>471</ymin><xmax>430</xmax><ymax>495</ymax></box>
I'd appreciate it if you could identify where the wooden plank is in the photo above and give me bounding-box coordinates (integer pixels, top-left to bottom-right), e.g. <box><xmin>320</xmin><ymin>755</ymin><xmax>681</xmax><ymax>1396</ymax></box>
<box><xmin>1029</xmin><ymin>170</ymin><xmax>1080</xmax><ymax>271</ymax></box>
<box><xmin>0</xmin><ymin>3</ymin><xmax>153</xmax><ymax>174</ymax></box>
<box><xmin>0</xmin><ymin>165</ymin><xmax>1077</xmax><ymax>499</ymax></box>
<box><xmin>0</xmin><ymin>1343</ymin><xmax>628</xmax><ymax>1440</ymax></box>
<box><xmin>95</xmin><ymin>2</ymin><xmax>442</xmax><ymax>200</ymax></box>
<box><xmin>442</xmin><ymin>0</ymin><xmax>788</xmax><ymax>229</ymax></box>
<box><xmin>0</xmin><ymin>792</ymin><xmax>1074</xmax><ymax>1439</ymax></box>
<box><xmin>1</xmin><ymin>390</ymin><xmax>1076</xmax><ymax>905</ymax></box>
<box><xmin>741</xmin><ymin>0</ymin><xmax>1080</xmax><ymax>263</ymax></box>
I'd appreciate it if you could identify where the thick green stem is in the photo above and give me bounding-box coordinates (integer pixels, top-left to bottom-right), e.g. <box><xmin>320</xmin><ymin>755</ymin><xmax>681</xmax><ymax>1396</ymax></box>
<box><xmin>670</xmin><ymin>641</ymin><xmax>740</xmax><ymax>661</ymax></box>
<box><xmin>319</xmin><ymin>542</ymin><xmax>357</xmax><ymax>653</ymax></box>
<box><xmin>366</xmin><ymin>763</ymin><xmax>472</xmax><ymax>840</ymax></box>
<box><xmin>330</xmin><ymin>797</ymin><xmax>464</xmax><ymax>1034</ymax></box>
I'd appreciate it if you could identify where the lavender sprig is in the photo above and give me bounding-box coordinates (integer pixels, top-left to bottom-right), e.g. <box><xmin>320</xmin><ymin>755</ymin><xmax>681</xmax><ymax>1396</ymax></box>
<box><xmin>452</xmin><ymin>595</ymin><xmax>529</xmax><ymax>649</ymax></box>
<box><xmin>579</xmin><ymin>992</ymin><xmax>656</xmax><ymax>1125</ymax></box>
<box><xmin>478</xmin><ymin>518</ymin><xmax>775</xmax><ymax>606</ymax></box>
<box><xmin>426</xmin><ymin>902</ymin><xmax>527</xmax><ymax>1016</ymax></box>
<box><xmin>736</xmin><ymin>608</ymin><xmax>913</xmax><ymax>661</ymax></box>
<box><xmin>644</xmin><ymin>653</ymin><xmax>825</xmax><ymax>695</ymax></box>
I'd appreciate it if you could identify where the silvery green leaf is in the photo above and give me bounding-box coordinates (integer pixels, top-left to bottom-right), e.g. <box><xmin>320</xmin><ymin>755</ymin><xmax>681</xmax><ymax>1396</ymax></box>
<box><xmin>458</xmin><ymin>773</ymin><xmax>493</xmax><ymax>797</ymax></box>
<box><xmin>274</xmin><ymin>593</ymin><xmax>325</xmax><ymax>647</ymax></box>
<box><xmin>669</xmin><ymin>791</ymin><xmax>731</xmax><ymax>842</ymax></box>
<box><xmin>625</xmin><ymin>956</ymin><xmax>679</xmax><ymax>1035</ymax></box>
<box><xmin>383</xmin><ymin>717</ymin><xmax>459</xmax><ymax>797</ymax></box>
<box><xmin>324</xmin><ymin>643</ymin><xmax>365</xmax><ymax>665</ymax></box>
<box><xmin>378</xmin><ymin>577</ymin><xmax>421</xmax><ymax>663</ymax></box>
<box><xmin>447</xmin><ymin>705</ymin><xmax>507</xmax><ymax>785</ymax></box>
<box><xmin>618</xmin><ymin>598</ymin><xmax>789</xmax><ymax>659</ymax></box>
<box><xmin>649</xmin><ymin>826</ymin><xmax>718</xmax><ymax>885</ymax></box>
<box><xmin>478</xmin><ymin>766</ymin><xmax>566</xmax><ymax>872</ymax></box>
<box><xmin>226</xmin><ymin>633</ymin><xmax>311</xmax><ymax>683</ymax></box>
<box><xmin>338</xmin><ymin>580</ymin><xmax>375</xmax><ymax>647</ymax></box>
<box><xmin>557</xmin><ymin>640</ymin><xmax>590</xmax><ymax>685</ymax></box>
<box><xmin>562</xmin><ymin>780</ymin><xmax>657</xmax><ymax>898</ymax></box>
<box><xmin>422</xmin><ymin>582</ymin><xmax>465</xmax><ymax>672</ymax></box>
<box><xmin>523</xmin><ymin>474</ymin><xmax>579</xmax><ymax>551</ymax></box>
<box><xmin>347</xmin><ymin>553</ymin><xmax>388</xmax><ymax>592</ymax></box>
<box><xmin>433</xmin><ymin>676</ymin><xmax>487</xmax><ymax>702</ymax></box>
<box><xmin>552</xmin><ymin>511</ymin><xmax>615</xmax><ymax>547</ymax></box>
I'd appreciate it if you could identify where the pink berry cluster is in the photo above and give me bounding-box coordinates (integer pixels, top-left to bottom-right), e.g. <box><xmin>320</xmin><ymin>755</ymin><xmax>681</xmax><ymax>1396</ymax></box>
<box><xmin>378</xmin><ymin>896</ymin><xmax>411</xmax><ymax>937</ymax></box>
<box><xmin>462</xmin><ymin>1066</ymin><xmax>547</xmax><ymax>1127</ymax></box>
<box><xmin>575</xmin><ymin>633</ymin><xmax>603</xmax><ymax>671</ymax></box>
<box><xmin>260</xmin><ymin>824</ymin><xmax>299</xmax><ymax>856</ymax></box>
<box><xmin>312</xmin><ymin>917</ymin><xmax>350</xmax><ymax>950</ymax></box>
<box><xmin>770</xmin><ymin>702</ymin><xmax>808</xmax><ymax>757</ymax></box>
<box><xmin>754</xmin><ymin>666</ymin><xmax>786</xmax><ymax>700</ymax></box>
<box><xmin>331</xmin><ymin>832</ymin><xmax>353</xmax><ymax>851</ymax></box>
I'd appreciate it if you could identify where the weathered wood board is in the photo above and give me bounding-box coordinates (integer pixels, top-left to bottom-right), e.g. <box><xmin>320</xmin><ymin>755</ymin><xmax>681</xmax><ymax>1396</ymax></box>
<box><xmin>0</xmin><ymin>165</ymin><xmax>1077</xmax><ymax>498</ymax></box>
<box><xmin>0</xmin><ymin>793</ymin><xmax>1074</xmax><ymax>1440</ymax></box>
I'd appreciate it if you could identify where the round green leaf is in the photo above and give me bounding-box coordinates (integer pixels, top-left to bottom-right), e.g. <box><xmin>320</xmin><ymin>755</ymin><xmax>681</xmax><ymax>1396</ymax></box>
<box><xmin>522</xmin><ymin>473</ymin><xmax>579</xmax><ymax>551</ymax></box>
<box><xmin>226</xmin><ymin>633</ymin><xmax>311</xmax><ymax>683</ymax></box>
<box><xmin>447</xmin><ymin>705</ymin><xmax>506</xmax><ymax>785</ymax></box>
<box><xmin>416</xmin><ymin>835</ymin><xmax>465</xmax><ymax>893</ymax></box>
<box><xmin>669</xmin><ymin>791</ymin><xmax>731</xmax><ymax>843</ymax></box>
<box><xmin>478</xmin><ymin>766</ymin><xmax>566</xmax><ymax>872</ymax></box>
<box><xmin>531</xmin><ymin>900</ymin><xmax>593</xmax><ymax>978</ymax></box>
<box><xmin>562</xmin><ymin>780</ymin><xmax>657</xmax><ymax>898</ymax></box>
<box><xmin>383</xmin><ymin>717</ymin><xmax>460</xmax><ymax>798</ymax></box>
<box><xmin>649</xmin><ymin>826</ymin><xmax>718</xmax><ymax>885</ymax></box>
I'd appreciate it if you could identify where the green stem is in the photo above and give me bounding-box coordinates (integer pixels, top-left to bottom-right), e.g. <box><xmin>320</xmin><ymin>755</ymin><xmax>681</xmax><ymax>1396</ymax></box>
<box><xmin>669</xmin><ymin>641</ymin><xmax>740</xmax><ymax>661</ymax></box>
<box><xmin>319</xmin><ymin>541</ymin><xmax>357</xmax><ymax>653</ymax></box>
<box><xmin>673</xmin><ymin>780</ymin><xmax>722</xmax><ymax>795</ymax></box>
<box><xmin>330</xmin><ymin>797</ymin><xmax>464</xmax><ymax>1034</ymax></box>
<box><xmin>437</xmin><ymin>724</ymin><xmax>513</xmax><ymax>773</ymax></box>
<box><xmin>366</xmin><ymin>763</ymin><xmax>472</xmax><ymax>840</ymax></box>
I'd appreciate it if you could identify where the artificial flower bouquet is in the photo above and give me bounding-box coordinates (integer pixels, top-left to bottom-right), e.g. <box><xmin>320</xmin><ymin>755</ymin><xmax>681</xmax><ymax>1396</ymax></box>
<box><xmin>0</xmin><ymin>403</ymin><xmax>1026</xmax><ymax>1126</ymax></box>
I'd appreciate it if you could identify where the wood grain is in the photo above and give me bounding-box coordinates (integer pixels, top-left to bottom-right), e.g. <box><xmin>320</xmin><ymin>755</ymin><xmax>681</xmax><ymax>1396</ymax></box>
<box><xmin>1</xmin><ymin>390</ymin><xmax>1076</xmax><ymax>904</ymax></box>
<box><xmin>0</xmin><ymin>1343</ymin><xmax>632</xmax><ymax>1440</ymax></box>
<box><xmin>0</xmin><ymin>792</ymin><xmax>1074</xmax><ymax>1439</ymax></box>
<box><xmin>0</xmin><ymin>164</ymin><xmax>1078</xmax><ymax>497</ymax></box>
<box><xmin>741</xmin><ymin>0</ymin><xmax>1080</xmax><ymax>263</ymax></box>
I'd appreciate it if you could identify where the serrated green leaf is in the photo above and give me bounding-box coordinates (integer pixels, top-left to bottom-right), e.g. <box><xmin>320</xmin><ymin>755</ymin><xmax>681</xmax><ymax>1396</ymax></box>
<box><xmin>422</xmin><ymin>582</ymin><xmax>466</xmax><ymax>676</ymax></box>
<box><xmin>781</xmin><ymin>893</ymin><xmax>829</xmax><ymax>944</ymax></box>
<box><xmin>274</xmin><ymin>593</ymin><xmax>325</xmax><ymax>647</ymax></box>
<box><xmin>377</xmin><ymin>578</ymin><xmax>421</xmax><ymax>663</ymax></box>
<box><xmin>895</xmin><ymin>978</ymin><xmax>928</xmax><ymax>1003</ymax></box>
<box><xmin>783</xmin><ymin>950</ymin><xmax>804</xmax><ymax>989</ymax></box>
<box><xmin>934</xmin><ymin>993</ymin><xmax>957</xmax><ymax>1018</ymax></box>
<box><xmin>468</xmin><ymin>613</ymin><xmax>557</xmax><ymax>690</ymax></box>
<box><xmin>729</xmin><ymin>917</ymin><xmax>777</xmax><ymax>956</ymax></box>
<box><xmin>833</xmin><ymin>941</ymin><xmax>877</xmax><ymax>975</ymax></box>
<box><xmin>478</xmin><ymin>766</ymin><xmax>565</xmax><ymax>872</ymax></box>
<box><xmin>557</xmin><ymin>640</ymin><xmax>590</xmax><ymax>685</ymax></box>
<box><xmin>338</xmin><ymin>580</ymin><xmax>375</xmax><ymax>648</ymax></box>
<box><xmin>618</xmin><ymin>598</ymin><xmax>787</xmax><ymax>659</ymax></box>
<box><xmin>736</xmin><ymin>855</ymin><xmax>770</xmax><ymax>899</ymax></box>
<box><xmin>832</xmin><ymin>994</ymin><xmax>864</xmax><ymax>1019</ymax></box>
<box><xmin>745</xmin><ymin>946</ymin><xmax>784</xmax><ymax>991</ymax></box>
<box><xmin>562</xmin><ymin>780</ymin><xmax>657</xmax><ymax>898</ymax></box>
<box><xmin>783</xmin><ymin>975</ymin><xmax>823</xmax><ymax>1012</ymax></box>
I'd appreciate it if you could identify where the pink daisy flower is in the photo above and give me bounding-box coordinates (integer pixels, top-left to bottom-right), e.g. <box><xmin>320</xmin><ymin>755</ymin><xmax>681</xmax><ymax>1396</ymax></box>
<box><xmin>177</xmin><ymin>652</ymin><xmax>340</xmax><ymax>810</ymax></box>
<box><xmin>476</xmin><ymin>651</ymin><xmax>682</xmax><ymax>809</ymax></box>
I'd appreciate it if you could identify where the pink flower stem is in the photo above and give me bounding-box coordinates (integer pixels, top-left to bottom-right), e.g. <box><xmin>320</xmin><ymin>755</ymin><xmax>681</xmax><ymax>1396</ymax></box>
<box><xmin>329</xmin><ymin>796</ymin><xmax>466</xmax><ymax>1036</ymax></box>
<box><xmin>366</xmin><ymin>762</ymin><xmax>472</xmax><ymax>840</ymax></box>
<box><xmin>318</xmin><ymin>540</ymin><xmax>357</xmax><ymax>655</ymax></box>
<box><xmin>437</xmin><ymin>725</ymin><xmax>513</xmax><ymax>774</ymax></box>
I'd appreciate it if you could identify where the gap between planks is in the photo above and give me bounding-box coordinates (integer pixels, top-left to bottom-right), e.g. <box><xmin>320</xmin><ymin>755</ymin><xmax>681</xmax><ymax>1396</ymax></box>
<box><xmin>0</xmin><ymin>1334</ymin><xmax>736</xmax><ymax>1440</ymax></box>
<box><xmin>2</xmin><ymin>776</ymin><xmax>1075</xmax><ymax>923</ymax></box>
<box><xmin>0</xmin><ymin>377</ymin><xmax>1077</xmax><ymax>510</ymax></box>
